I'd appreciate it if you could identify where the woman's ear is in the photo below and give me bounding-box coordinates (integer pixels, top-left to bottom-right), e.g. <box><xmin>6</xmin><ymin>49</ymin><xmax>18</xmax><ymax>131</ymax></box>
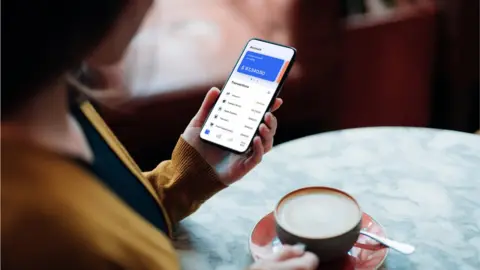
<box><xmin>87</xmin><ymin>0</ymin><xmax>153</xmax><ymax>66</ymax></box>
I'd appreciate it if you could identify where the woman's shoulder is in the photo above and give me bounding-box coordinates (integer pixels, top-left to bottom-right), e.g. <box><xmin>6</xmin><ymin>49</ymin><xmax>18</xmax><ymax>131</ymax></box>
<box><xmin>1</xmin><ymin>138</ymin><xmax>108</xmax><ymax>267</ymax></box>
<box><xmin>2</xmin><ymin>138</ymin><xmax>180</xmax><ymax>269</ymax></box>
<box><xmin>2</xmin><ymin>137</ymin><xmax>111</xmax><ymax>230</ymax></box>
<box><xmin>1</xmin><ymin>137</ymin><xmax>137</xmax><ymax>224</ymax></box>
<box><xmin>1</xmin><ymin>137</ymin><xmax>99</xmax><ymax>199</ymax></box>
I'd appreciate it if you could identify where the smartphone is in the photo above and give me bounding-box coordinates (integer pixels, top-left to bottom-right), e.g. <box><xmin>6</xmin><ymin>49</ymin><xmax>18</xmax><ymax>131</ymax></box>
<box><xmin>200</xmin><ymin>38</ymin><xmax>296</xmax><ymax>154</ymax></box>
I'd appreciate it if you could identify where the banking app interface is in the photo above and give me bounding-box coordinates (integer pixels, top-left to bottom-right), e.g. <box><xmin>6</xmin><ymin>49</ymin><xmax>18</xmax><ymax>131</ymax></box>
<box><xmin>200</xmin><ymin>40</ymin><xmax>294</xmax><ymax>152</ymax></box>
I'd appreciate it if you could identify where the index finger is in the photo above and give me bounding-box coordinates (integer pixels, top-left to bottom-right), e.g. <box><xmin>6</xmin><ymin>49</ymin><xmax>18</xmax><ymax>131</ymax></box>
<box><xmin>270</xmin><ymin>98</ymin><xmax>283</xmax><ymax>113</ymax></box>
<box><xmin>278</xmin><ymin>252</ymin><xmax>319</xmax><ymax>270</ymax></box>
<box><xmin>270</xmin><ymin>244</ymin><xmax>305</xmax><ymax>261</ymax></box>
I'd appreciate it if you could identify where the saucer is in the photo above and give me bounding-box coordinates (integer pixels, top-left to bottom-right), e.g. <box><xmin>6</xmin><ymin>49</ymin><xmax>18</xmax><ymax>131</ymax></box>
<box><xmin>249</xmin><ymin>212</ymin><xmax>388</xmax><ymax>270</ymax></box>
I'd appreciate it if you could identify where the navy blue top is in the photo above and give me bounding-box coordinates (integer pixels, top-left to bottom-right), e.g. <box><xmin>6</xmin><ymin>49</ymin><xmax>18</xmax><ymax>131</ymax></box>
<box><xmin>70</xmin><ymin>104</ymin><xmax>169</xmax><ymax>234</ymax></box>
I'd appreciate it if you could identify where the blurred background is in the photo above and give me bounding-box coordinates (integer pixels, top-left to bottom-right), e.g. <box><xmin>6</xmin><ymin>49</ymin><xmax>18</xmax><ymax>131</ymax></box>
<box><xmin>90</xmin><ymin>0</ymin><xmax>479</xmax><ymax>170</ymax></box>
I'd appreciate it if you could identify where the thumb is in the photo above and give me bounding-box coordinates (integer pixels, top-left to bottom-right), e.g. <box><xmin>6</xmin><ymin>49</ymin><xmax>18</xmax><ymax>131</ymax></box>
<box><xmin>190</xmin><ymin>87</ymin><xmax>221</xmax><ymax>127</ymax></box>
<box><xmin>270</xmin><ymin>244</ymin><xmax>306</xmax><ymax>261</ymax></box>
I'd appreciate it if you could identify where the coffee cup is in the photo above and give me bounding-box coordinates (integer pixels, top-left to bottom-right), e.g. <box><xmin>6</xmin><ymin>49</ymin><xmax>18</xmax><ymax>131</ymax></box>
<box><xmin>274</xmin><ymin>187</ymin><xmax>363</xmax><ymax>262</ymax></box>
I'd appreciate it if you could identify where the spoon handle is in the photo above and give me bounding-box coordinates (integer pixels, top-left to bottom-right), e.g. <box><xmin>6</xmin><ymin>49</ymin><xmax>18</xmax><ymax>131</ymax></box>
<box><xmin>360</xmin><ymin>230</ymin><xmax>416</xmax><ymax>255</ymax></box>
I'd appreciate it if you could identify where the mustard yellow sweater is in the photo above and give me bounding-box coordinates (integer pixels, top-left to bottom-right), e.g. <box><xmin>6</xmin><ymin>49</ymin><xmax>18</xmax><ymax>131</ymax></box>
<box><xmin>1</xmin><ymin>102</ymin><xmax>226</xmax><ymax>269</ymax></box>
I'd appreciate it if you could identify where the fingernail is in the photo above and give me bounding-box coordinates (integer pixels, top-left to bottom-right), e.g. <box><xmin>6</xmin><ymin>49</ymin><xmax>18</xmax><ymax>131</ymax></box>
<box><xmin>293</xmin><ymin>243</ymin><xmax>306</xmax><ymax>253</ymax></box>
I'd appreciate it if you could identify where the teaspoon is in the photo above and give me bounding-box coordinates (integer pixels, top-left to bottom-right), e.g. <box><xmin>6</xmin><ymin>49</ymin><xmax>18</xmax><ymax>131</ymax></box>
<box><xmin>360</xmin><ymin>230</ymin><xmax>415</xmax><ymax>255</ymax></box>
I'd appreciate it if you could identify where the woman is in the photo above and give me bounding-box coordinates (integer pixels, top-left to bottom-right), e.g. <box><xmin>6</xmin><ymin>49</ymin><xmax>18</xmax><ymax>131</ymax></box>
<box><xmin>2</xmin><ymin>1</ymin><xmax>318</xmax><ymax>269</ymax></box>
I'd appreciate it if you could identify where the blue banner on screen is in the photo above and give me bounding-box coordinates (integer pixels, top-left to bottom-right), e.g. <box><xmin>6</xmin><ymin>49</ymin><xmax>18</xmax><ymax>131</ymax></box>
<box><xmin>237</xmin><ymin>51</ymin><xmax>285</xmax><ymax>82</ymax></box>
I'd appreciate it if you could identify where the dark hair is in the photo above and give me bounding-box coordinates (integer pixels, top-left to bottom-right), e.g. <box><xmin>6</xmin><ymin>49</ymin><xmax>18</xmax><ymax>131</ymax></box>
<box><xmin>2</xmin><ymin>1</ymin><xmax>128</xmax><ymax>116</ymax></box>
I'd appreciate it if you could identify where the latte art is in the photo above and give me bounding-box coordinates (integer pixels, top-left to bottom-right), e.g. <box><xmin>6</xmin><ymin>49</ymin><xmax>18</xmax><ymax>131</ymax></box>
<box><xmin>277</xmin><ymin>190</ymin><xmax>361</xmax><ymax>238</ymax></box>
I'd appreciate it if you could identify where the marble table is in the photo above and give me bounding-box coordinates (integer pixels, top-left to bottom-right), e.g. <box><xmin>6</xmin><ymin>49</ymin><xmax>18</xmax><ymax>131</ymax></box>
<box><xmin>174</xmin><ymin>127</ymin><xmax>480</xmax><ymax>269</ymax></box>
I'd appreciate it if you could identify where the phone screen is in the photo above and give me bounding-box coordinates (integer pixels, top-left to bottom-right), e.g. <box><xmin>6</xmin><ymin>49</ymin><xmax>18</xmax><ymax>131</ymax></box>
<box><xmin>200</xmin><ymin>39</ymin><xmax>296</xmax><ymax>153</ymax></box>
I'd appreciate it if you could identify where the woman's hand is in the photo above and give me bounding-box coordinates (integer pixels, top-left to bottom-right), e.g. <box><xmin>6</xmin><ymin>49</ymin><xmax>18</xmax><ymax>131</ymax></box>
<box><xmin>182</xmin><ymin>87</ymin><xmax>282</xmax><ymax>185</ymax></box>
<box><xmin>249</xmin><ymin>245</ymin><xmax>319</xmax><ymax>270</ymax></box>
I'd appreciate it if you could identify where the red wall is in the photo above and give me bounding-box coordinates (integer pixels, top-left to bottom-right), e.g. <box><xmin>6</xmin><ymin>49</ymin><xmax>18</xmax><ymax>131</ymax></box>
<box><xmin>337</xmin><ymin>6</ymin><xmax>437</xmax><ymax>128</ymax></box>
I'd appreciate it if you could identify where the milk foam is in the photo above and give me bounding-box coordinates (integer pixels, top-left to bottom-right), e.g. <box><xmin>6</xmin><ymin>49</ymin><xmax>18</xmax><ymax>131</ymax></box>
<box><xmin>278</xmin><ymin>190</ymin><xmax>361</xmax><ymax>238</ymax></box>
